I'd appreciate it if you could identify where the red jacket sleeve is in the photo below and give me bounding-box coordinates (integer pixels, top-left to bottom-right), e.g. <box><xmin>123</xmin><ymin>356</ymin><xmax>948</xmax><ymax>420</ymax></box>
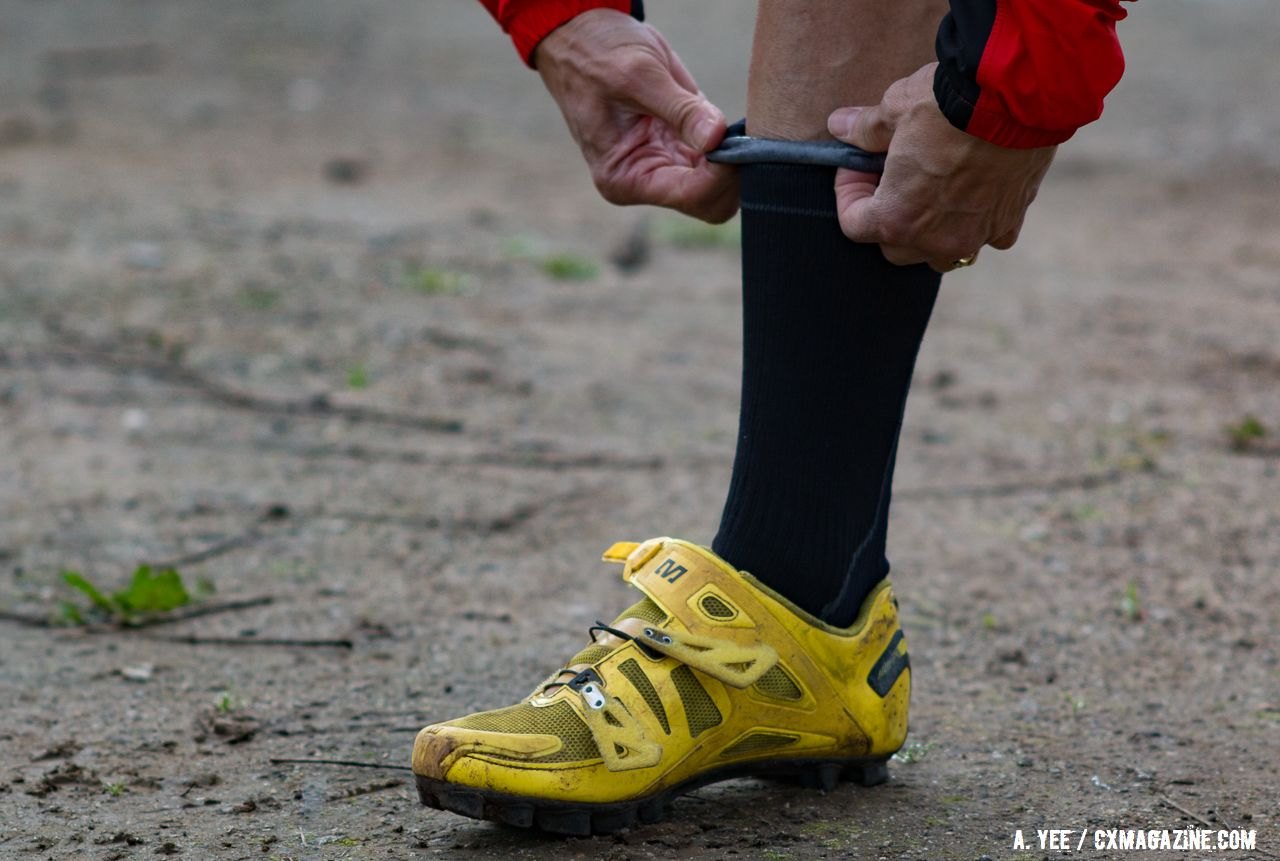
<box><xmin>479</xmin><ymin>0</ymin><xmax>639</xmax><ymax>67</ymax></box>
<box><xmin>934</xmin><ymin>0</ymin><xmax>1131</xmax><ymax>148</ymax></box>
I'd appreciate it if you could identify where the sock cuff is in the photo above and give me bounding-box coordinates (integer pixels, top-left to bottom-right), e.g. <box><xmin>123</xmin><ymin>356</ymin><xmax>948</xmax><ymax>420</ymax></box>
<box><xmin>740</xmin><ymin>163</ymin><xmax>839</xmax><ymax>220</ymax></box>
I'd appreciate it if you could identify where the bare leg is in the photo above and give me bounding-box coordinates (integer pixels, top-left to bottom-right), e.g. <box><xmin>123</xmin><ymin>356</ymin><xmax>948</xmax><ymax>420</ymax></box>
<box><xmin>748</xmin><ymin>0</ymin><xmax>946</xmax><ymax>140</ymax></box>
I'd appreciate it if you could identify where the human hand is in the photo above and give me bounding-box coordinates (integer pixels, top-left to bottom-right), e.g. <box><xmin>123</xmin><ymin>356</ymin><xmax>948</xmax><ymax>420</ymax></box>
<box><xmin>827</xmin><ymin>63</ymin><xmax>1055</xmax><ymax>272</ymax></box>
<box><xmin>534</xmin><ymin>9</ymin><xmax>738</xmax><ymax>223</ymax></box>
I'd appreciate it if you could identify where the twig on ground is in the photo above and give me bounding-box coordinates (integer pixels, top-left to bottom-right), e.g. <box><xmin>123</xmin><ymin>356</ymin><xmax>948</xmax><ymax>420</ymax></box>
<box><xmin>1158</xmin><ymin>794</ymin><xmax>1276</xmax><ymax>858</ymax></box>
<box><xmin>110</xmin><ymin>595</ymin><xmax>276</xmax><ymax>629</ymax></box>
<box><xmin>270</xmin><ymin>757</ymin><xmax>413</xmax><ymax>772</ymax></box>
<box><xmin>896</xmin><ymin>468</ymin><xmax>1161</xmax><ymax>500</ymax></box>
<box><xmin>8</xmin><ymin>330</ymin><xmax>464</xmax><ymax>433</ymax></box>
<box><xmin>327</xmin><ymin>779</ymin><xmax>405</xmax><ymax>801</ymax></box>
<box><xmin>0</xmin><ymin>608</ymin><xmax>53</xmax><ymax>628</ymax></box>
<box><xmin>243</xmin><ymin>438</ymin><xmax>664</xmax><ymax>472</ymax></box>
<box><xmin>1158</xmin><ymin>793</ymin><xmax>1215</xmax><ymax>829</ymax></box>
<box><xmin>147</xmin><ymin>530</ymin><xmax>264</xmax><ymax>570</ymax></box>
<box><xmin>145</xmin><ymin>504</ymin><xmax>292</xmax><ymax>570</ymax></box>
<box><xmin>147</xmin><ymin>634</ymin><xmax>353</xmax><ymax>649</ymax></box>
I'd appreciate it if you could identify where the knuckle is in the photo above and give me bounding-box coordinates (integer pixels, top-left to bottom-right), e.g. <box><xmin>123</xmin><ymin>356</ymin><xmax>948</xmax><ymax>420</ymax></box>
<box><xmin>668</xmin><ymin>94</ymin><xmax>701</xmax><ymax>128</ymax></box>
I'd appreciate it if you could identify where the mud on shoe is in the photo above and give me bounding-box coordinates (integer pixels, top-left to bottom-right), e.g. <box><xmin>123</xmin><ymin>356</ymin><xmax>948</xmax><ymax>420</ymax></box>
<box><xmin>412</xmin><ymin>537</ymin><xmax>911</xmax><ymax>835</ymax></box>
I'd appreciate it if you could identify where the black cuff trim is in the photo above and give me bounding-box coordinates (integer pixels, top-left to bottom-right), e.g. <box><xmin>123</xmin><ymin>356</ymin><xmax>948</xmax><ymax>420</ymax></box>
<box><xmin>933</xmin><ymin>0</ymin><xmax>996</xmax><ymax>133</ymax></box>
<box><xmin>933</xmin><ymin>63</ymin><xmax>976</xmax><ymax>134</ymax></box>
<box><xmin>740</xmin><ymin>163</ymin><xmax>838</xmax><ymax>220</ymax></box>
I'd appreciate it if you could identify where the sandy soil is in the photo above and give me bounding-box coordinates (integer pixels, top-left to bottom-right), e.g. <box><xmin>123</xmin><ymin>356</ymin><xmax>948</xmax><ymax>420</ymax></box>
<box><xmin>1</xmin><ymin>2</ymin><xmax>1277</xmax><ymax>859</ymax></box>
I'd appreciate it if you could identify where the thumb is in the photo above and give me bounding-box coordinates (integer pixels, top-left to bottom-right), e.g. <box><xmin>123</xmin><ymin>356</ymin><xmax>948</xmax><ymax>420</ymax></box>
<box><xmin>828</xmin><ymin>104</ymin><xmax>894</xmax><ymax>154</ymax></box>
<box><xmin>631</xmin><ymin>64</ymin><xmax>725</xmax><ymax>152</ymax></box>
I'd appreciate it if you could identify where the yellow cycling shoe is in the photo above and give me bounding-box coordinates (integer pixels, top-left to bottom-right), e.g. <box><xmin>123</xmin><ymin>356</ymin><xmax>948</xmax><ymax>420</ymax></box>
<box><xmin>412</xmin><ymin>537</ymin><xmax>910</xmax><ymax>835</ymax></box>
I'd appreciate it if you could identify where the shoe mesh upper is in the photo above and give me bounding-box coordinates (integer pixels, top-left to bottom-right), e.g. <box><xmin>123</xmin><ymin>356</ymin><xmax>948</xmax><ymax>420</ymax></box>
<box><xmin>699</xmin><ymin>594</ymin><xmax>736</xmax><ymax>619</ymax></box>
<box><xmin>719</xmin><ymin>731</ymin><xmax>799</xmax><ymax>758</ymax></box>
<box><xmin>752</xmin><ymin>664</ymin><xmax>804</xmax><ymax>701</ymax></box>
<box><xmin>670</xmin><ymin>665</ymin><xmax>722</xmax><ymax>736</ymax></box>
<box><xmin>451</xmin><ymin>700</ymin><xmax>600</xmax><ymax>763</ymax></box>
<box><xmin>445</xmin><ymin>598</ymin><xmax>675</xmax><ymax>765</ymax></box>
<box><xmin>617</xmin><ymin>658</ymin><xmax>670</xmax><ymax>734</ymax></box>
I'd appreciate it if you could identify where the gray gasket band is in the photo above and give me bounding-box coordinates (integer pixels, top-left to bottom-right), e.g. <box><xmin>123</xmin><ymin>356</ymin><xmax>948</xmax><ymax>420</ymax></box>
<box><xmin>706</xmin><ymin>120</ymin><xmax>886</xmax><ymax>173</ymax></box>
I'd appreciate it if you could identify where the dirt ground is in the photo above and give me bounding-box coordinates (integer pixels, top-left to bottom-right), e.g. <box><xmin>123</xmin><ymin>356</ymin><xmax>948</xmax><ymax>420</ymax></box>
<box><xmin>1</xmin><ymin>2</ymin><xmax>1278</xmax><ymax>859</ymax></box>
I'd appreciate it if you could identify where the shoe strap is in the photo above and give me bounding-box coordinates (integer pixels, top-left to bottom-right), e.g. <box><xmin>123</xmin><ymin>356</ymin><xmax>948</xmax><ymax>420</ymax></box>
<box><xmin>602</xmin><ymin>539</ymin><xmax>782</xmax><ymax>687</ymax></box>
<box><xmin>633</xmin><ymin>624</ymin><xmax>777</xmax><ymax>689</ymax></box>
<box><xmin>566</xmin><ymin>669</ymin><xmax>662</xmax><ymax>771</ymax></box>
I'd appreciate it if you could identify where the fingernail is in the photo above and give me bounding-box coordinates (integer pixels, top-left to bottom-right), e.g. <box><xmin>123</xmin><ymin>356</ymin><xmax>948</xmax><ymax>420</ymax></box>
<box><xmin>828</xmin><ymin>107</ymin><xmax>860</xmax><ymax>139</ymax></box>
<box><xmin>693</xmin><ymin>116</ymin><xmax>719</xmax><ymax>150</ymax></box>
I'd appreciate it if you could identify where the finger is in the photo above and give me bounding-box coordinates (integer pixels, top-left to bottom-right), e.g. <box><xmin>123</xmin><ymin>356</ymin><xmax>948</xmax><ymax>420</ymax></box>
<box><xmin>928</xmin><ymin>244</ymin><xmax>983</xmax><ymax>272</ymax></box>
<box><xmin>988</xmin><ymin>231</ymin><xmax>1017</xmax><ymax>250</ymax></box>
<box><xmin>989</xmin><ymin>214</ymin><xmax>1025</xmax><ymax>250</ymax></box>
<box><xmin>640</xmin><ymin>161</ymin><xmax>739</xmax><ymax>222</ymax></box>
<box><xmin>629</xmin><ymin>62</ymin><xmax>725</xmax><ymax>152</ymax></box>
<box><xmin>828</xmin><ymin>103</ymin><xmax>895</xmax><ymax>154</ymax></box>
<box><xmin>833</xmin><ymin>167</ymin><xmax>884</xmax><ymax>244</ymax></box>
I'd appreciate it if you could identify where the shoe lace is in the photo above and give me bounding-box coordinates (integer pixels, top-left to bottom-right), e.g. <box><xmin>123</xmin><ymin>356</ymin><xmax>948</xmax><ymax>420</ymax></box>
<box><xmin>539</xmin><ymin>620</ymin><xmax>664</xmax><ymax>694</ymax></box>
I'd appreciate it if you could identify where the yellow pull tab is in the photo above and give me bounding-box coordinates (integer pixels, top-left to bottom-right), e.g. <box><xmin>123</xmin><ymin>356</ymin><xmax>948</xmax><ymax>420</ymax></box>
<box><xmin>601</xmin><ymin>542</ymin><xmax>640</xmax><ymax>564</ymax></box>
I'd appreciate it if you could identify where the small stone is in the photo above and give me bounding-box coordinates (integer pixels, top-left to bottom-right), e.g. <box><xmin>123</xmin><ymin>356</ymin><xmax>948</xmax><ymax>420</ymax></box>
<box><xmin>122</xmin><ymin>409</ymin><xmax>148</xmax><ymax>433</ymax></box>
<box><xmin>120</xmin><ymin>664</ymin><xmax>153</xmax><ymax>682</ymax></box>
<box><xmin>324</xmin><ymin>157</ymin><xmax>368</xmax><ymax>185</ymax></box>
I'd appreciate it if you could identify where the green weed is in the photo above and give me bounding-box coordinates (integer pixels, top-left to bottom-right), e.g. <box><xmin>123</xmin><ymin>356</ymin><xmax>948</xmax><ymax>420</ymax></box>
<box><xmin>501</xmin><ymin>235</ymin><xmax>544</xmax><ymax>261</ymax></box>
<box><xmin>1120</xmin><ymin>581</ymin><xmax>1143</xmax><ymax>622</ymax></box>
<box><xmin>540</xmin><ymin>253</ymin><xmax>599</xmax><ymax>281</ymax></box>
<box><xmin>408</xmin><ymin>267</ymin><xmax>469</xmax><ymax>295</ymax></box>
<box><xmin>103</xmin><ymin>781</ymin><xmax>126</xmax><ymax>796</ymax></box>
<box><xmin>61</xmin><ymin>566</ymin><xmax>191</xmax><ymax>625</ymax></box>
<box><xmin>1225</xmin><ymin>415</ymin><xmax>1267</xmax><ymax>451</ymax></box>
<box><xmin>346</xmin><ymin>364</ymin><xmax>369</xmax><ymax>390</ymax></box>
<box><xmin>239</xmin><ymin>286</ymin><xmax>280</xmax><ymax>310</ymax></box>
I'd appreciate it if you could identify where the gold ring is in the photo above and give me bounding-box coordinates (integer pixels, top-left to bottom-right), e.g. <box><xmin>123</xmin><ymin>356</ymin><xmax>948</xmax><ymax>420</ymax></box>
<box><xmin>951</xmin><ymin>252</ymin><xmax>979</xmax><ymax>269</ymax></box>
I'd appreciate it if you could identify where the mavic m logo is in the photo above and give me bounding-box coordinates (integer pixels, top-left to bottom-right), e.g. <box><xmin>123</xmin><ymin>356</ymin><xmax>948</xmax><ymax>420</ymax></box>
<box><xmin>654</xmin><ymin>558</ymin><xmax>688</xmax><ymax>584</ymax></box>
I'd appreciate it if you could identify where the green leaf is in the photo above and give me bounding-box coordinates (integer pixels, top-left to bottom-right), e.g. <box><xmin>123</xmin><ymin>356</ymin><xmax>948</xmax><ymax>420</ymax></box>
<box><xmin>540</xmin><ymin>254</ymin><xmax>599</xmax><ymax>281</ymax></box>
<box><xmin>1226</xmin><ymin>414</ymin><xmax>1267</xmax><ymax>451</ymax></box>
<box><xmin>409</xmin><ymin>268</ymin><xmax>469</xmax><ymax>295</ymax></box>
<box><xmin>112</xmin><ymin>566</ymin><xmax>190</xmax><ymax>617</ymax></box>
<box><xmin>56</xmin><ymin>601</ymin><xmax>85</xmax><ymax>626</ymax></box>
<box><xmin>62</xmin><ymin>571</ymin><xmax>113</xmax><ymax>612</ymax></box>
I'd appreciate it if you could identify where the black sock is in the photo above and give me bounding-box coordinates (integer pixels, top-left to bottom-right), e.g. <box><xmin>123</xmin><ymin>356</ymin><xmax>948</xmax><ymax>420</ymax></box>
<box><xmin>712</xmin><ymin>163</ymin><xmax>940</xmax><ymax>627</ymax></box>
